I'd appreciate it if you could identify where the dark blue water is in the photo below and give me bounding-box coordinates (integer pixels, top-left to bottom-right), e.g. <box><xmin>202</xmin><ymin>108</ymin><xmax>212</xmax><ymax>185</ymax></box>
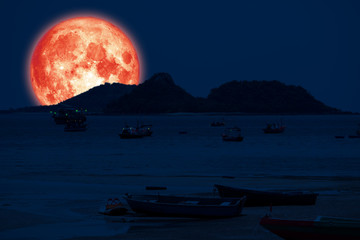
<box><xmin>0</xmin><ymin>113</ymin><xmax>360</xmax><ymax>240</ymax></box>
<box><xmin>1</xmin><ymin>113</ymin><xmax>359</xmax><ymax>180</ymax></box>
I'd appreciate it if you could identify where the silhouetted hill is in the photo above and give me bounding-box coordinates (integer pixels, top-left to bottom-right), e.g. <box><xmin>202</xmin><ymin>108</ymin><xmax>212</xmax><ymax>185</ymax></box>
<box><xmin>105</xmin><ymin>73</ymin><xmax>198</xmax><ymax>114</ymax></box>
<box><xmin>13</xmin><ymin>72</ymin><xmax>344</xmax><ymax>114</ymax></box>
<box><xmin>205</xmin><ymin>80</ymin><xmax>340</xmax><ymax>114</ymax></box>
<box><xmin>105</xmin><ymin>75</ymin><xmax>340</xmax><ymax>114</ymax></box>
<box><xmin>60</xmin><ymin>82</ymin><xmax>135</xmax><ymax>112</ymax></box>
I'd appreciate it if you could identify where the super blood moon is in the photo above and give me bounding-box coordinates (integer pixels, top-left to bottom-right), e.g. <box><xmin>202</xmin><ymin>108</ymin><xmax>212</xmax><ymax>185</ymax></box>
<box><xmin>30</xmin><ymin>17</ymin><xmax>140</xmax><ymax>105</ymax></box>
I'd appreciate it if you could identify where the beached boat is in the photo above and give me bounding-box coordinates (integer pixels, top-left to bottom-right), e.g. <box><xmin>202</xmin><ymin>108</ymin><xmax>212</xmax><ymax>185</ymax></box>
<box><xmin>263</xmin><ymin>122</ymin><xmax>285</xmax><ymax>134</ymax></box>
<box><xmin>260</xmin><ymin>215</ymin><xmax>360</xmax><ymax>240</ymax></box>
<box><xmin>222</xmin><ymin>127</ymin><xmax>244</xmax><ymax>142</ymax></box>
<box><xmin>123</xmin><ymin>194</ymin><xmax>246</xmax><ymax>218</ymax></box>
<box><xmin>214</xmin><ymin>184</ymin><xmax>318</xmax><ymax>206</ymax></box>
<box><xmin>99</xmin><ymin>198</ymin><xmax>128</xmax><ymax>216</ymax></box>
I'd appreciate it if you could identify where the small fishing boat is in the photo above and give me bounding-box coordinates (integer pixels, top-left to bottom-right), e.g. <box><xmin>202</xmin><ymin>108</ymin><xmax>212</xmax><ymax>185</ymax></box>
<box><xmin>222</xmin><ymin>127</ymin><xmax>244</xmax><ymax>142</ymax></box>
<box><xmin>214</xmin><ymin>184</ymin><xmax>318</xmax><ymax>206</ymax></box>
<box><xmin>119</xmin><ymin>126</ymin><xmax>143</xmax><ymax>139</ymax></box>
<box><xmin>139</xmin><ymin>124</ymin><xmax>153</xmax><ymax>136</ymax></box>
<box><xmin>99</xmin><ymin>198</ymin><xmax>128</xmax><ymax>216</ymax></box>
<box><xmin>263</xmin><ymin>122</ymin><xmax>285</xmax><ymax>134</ymax></box>
<box><xmin>123</xmin><ymin>194</ymin><xmax>246</xmax><ymax>218</ymax></box>
<box><xmin>211</xmin><ymin>121</ymin><xmax>225</xmax><ymax>127</ymax></box>
<box><xmin>260</xmin><ymin>215</ymin><xmax>360</xmax><ymax>240</ymax></box>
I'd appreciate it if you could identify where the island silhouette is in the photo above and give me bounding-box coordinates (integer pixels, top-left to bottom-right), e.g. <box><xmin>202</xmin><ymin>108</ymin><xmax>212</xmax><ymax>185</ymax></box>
<box><xmin>14</xmin><ymin>72</ymin><xmax>342</xmax><ymax>114</ymax></box>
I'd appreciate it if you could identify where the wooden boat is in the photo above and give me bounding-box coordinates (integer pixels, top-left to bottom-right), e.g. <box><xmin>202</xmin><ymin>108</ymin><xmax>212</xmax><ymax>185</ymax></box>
<box><xmin>123</xmin><ymin>194</ymin><xmax>246</xmax><ymax>218</ymax></box>
<box><xmin>222</xmin><ymin>127</ymin><xmax>244</xmax><ymax>142</ymax></box>
<box><xmin>214</xmin><ymin>184</ymin><xmax>318</xmax><ymax>206</ymax></box>
<box><xmin>260</xmin><ymin>215</ymin><xmax>360</xmax><ymax>240</ymax></box>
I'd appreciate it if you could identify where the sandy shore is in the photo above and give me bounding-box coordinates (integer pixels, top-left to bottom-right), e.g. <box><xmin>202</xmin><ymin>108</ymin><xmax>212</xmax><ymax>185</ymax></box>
<box><xmin>1</xmin><ymin>176</ymin><xmax>360</xmax><ymax>240</ymax></box>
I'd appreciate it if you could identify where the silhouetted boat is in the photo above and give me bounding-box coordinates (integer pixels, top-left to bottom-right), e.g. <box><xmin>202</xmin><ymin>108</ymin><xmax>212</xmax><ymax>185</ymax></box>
<box><xmin>139</xmin><ymin>124</ymin><xmax>153</xmax><ymax>136</ymax></box>
<box><xmin>222</xmin><ymin>127</ymin><xmax>244</xmax><ymax>142</ymax></box>
<box><xmin>335</xmin><ymin>136</ymin><xmax>345</xmax><ymax>139</ymax></box>
<box><xmin>263</xmin><ymin>122</ymin><xmax>286</xmax><ymax>134</ymax></box>
<box><xmin>123</xmin><ymin>194</ymin><xmax>246</xmax><ymax>218</ymax></box>
<box><xmin>211</xmin><ymin>120</ymin><xmax>225</xmax><ymax>127</ymax></box>
<box><xmin>99</xmin><ymin>198</ymin><xmax>128</xmax><ymax>216</ymax></box>
<box><xmin>214</xmin><ymin>184</ymin><xmax>318</xmax><ymax>206</ymax></box>
<box><xmin>119</xmin><ymin>126</ymin><xmax>143</xmax><ymax>139</ymax></box>
<box><xmin>51</xmin><ymin>108</ymin><xmax>74</xmax><ymax>124</ymax></box>
<box><xmin>260</xmin><ymin>215</ymin><xmax>360</xmax><ymax>240</ymax></box>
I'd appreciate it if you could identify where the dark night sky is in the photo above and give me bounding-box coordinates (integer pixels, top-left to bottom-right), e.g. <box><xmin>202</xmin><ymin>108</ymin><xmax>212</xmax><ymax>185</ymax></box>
<box><xmin>2</xmin><ymin>0</ymin><xmax>360</xmax><ymax>112</ymax></box>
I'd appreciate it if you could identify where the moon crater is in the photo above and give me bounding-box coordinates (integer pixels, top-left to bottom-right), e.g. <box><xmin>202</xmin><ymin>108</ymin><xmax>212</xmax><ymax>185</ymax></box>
<box><xmin>30</xmin><ymin>17</ymin><xmax>140</xmax><ymax>105</ymax></box>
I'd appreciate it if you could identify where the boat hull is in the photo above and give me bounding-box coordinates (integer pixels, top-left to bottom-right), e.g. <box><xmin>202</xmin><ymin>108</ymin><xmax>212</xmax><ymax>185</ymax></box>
<box><xmin>124</xmin><ymin>195</ymin><xmax>246</xmax><ymax>218</ymax></box>
<box><xmin>260</xmin><ymin>216</ymin><xmax>360</xmax><ymax>240</ymax></box>
<box><xmin>214</xmin><ymin>184</ymin><xmax>318</xmax><ymax>206</ymax></box>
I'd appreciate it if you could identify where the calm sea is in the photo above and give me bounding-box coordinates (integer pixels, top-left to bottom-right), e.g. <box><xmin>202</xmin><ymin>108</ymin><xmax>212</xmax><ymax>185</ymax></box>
<box><xmin>1</xmin><ymin>113</ymin><xmax>360</xmax><ymax>240</ymax></box>
<box><xmin>1</xmin><ymin>113</ymin><xmax>359</xmax><ymax>181</ymax></box>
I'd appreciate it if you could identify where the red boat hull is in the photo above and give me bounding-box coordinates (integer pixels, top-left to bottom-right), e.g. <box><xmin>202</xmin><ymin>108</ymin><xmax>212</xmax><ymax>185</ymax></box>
<box><xmin>260</xmin><ymin>216</ymin><xmax>360</xmax><ymax>240</ymax></box>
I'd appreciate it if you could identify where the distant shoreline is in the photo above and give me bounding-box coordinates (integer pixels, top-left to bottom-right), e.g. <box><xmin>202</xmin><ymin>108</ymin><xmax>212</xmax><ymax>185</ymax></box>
<box><xmin>1</xmin><ymin>108</ymin><xmax>358</xmax><ymax>116</ymax></box>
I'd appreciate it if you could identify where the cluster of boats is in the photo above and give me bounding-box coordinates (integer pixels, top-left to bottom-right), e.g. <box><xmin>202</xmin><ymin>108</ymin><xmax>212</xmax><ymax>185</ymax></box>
<box><xmin>99</xmin><ymin>184</ymin><xmax>360</xmax><ymax>239</ymax></box>
<box><xmin>218</xmin><ymin>121</ymin><xmax>285</xmax><ymax>142</ymax></box>
<box><xmin>51</xmin><ymin>108</ymin><xmax>87</xmax><ymax>132</ymax></box>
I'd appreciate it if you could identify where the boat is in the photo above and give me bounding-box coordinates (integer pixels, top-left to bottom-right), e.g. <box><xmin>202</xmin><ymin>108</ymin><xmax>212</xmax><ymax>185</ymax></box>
<box><xmin>119</xmin><ymin>126</ymin><xmax>144</xmax><ymax>139</ymax></box>
<box><xmin>222</xmin><ymin>127</ymin><xmax>244</xmax><ymax>142</ymax></box>
<box><xmin>123</xmin><ymin>194</ymin><xmax>246</xmax><ymax>218</ymax></box>
<box><xmin>260</xmin><ymin>215</ymin><xmax>360</xmax><ymax>240</ymax></box>
<box><xmin>263</xmin><ymin>122</ymin><xmax>285</xmax><ymax>134</ymax></box>
<box><xmin>52</xmin><ymin>108</ymin><xmax>86</xmax><ymax>125</ymax></box>
<box><xmin>211</xmin><ymin>120</ymin><xmax>225</xmax><ymax>127</ymax></box>
<box><xmin>139</xmin><ymin>124</ymin><xmax>153</xmax><ymax>136</ymax></box>
<box><xmin>214</xmin><ymin>184</ymin><xmax>318</xmax><ymax>206</ymax></box>
<box><xmin>99</xmin><ymin>198</ymin><xmax>128</xmax><ymax>216</ymax></box>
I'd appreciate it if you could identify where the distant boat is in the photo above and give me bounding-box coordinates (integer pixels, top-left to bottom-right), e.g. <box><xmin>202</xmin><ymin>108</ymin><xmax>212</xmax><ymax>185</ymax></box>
<box><xmin>52</xmin><ymin>108</ymin><xmax>87</xmax><ymax>125</ymax></box>
<box><xmin>139</xmin><ymin>124</ymin><xmax>153</xmax><ymax>136</ymax></box>
<box><xmin>263</xmin><ymin>122</ymin><xmax>285</xmax><ymax>134</ymax></box>
<box><xmin>211</xmin><ymin>120</ymin><xmax>225</xmax><ymax>127</ymax></box>
<box><xmin>123</xmin><ymin>194</ymin><xmax>246</xmax><ymax>218</ymax></box>
<box><xmin>119</xmin><ymin>126</ymin><xmax>144</xmax><ymax>139</ymax></box>
<box><xmin>214</xmin><ymin>184</ymin><xmax>318</xmax><ymax>206</ymax></box>
<box><xmin>222</xmin><ymin>127</ymin><xmax>244</xmax><ymax>142</ymax></box>
<box><xmin>260</xmin><ymin>215</ymin><xmax>360</xmax><ymax>240</ymax></box>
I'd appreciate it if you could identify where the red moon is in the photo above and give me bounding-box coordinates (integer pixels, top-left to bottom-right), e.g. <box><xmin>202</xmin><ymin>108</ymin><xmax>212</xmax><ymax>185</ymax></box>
<box><xmin>30</xmin><ymin>17</ymin><xmax>140</xmax><ymax>105</ymax></box>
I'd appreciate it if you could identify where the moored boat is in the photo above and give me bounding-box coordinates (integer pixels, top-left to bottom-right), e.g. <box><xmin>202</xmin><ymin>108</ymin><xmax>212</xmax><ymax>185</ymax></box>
<box><xmin>214</xmin><ymin>184</ymin><xmax>318</xmax><ymax>206</ymax></box>
<box><xmin>123</xmin><ymin>194</ymin><xmax>246</xmax><ymax>218</ymax></box>
<box><xmin>222</xmin><ymin>127</ymin><xmax>244</xmax><ymax>142</ymax></box>
<box><xmin>260</xmin><ymin>215</ymin><xmax>360</xmax><ymax>240</ymax></box>
<box><xmin>211</xmin><ymin>121</ymin><xmax>225</xmax><ymax>127</ymax></box>
<box><xmin>263</xmin><ymin>122</ymin><xmax>286</xmax><ymax>134</ymax></box>
<box><xmin>119</xmin><ymin>126</ymin><xmax>143</xmax><ymax>139</ymax></box>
